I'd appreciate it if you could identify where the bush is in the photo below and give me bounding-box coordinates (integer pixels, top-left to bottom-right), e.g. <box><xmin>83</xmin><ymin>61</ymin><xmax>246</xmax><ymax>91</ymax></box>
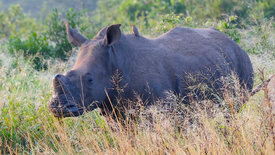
<box><xmin>216</xmin><ymin>16</ymin><xmax>241</xmax><ymax>44</ymax></box>
<box><xmin>257</xmin><ymin>0</ymin><xmax>275</xmax><ymax>18</ymax></box>
<box><xmin>0</xmin><ymin>4</ymin><xmax>41</xmax><ymax>38</ymax></box>
<box><xmin>45</xmin><ymin>8</ymin><xmax>89</xmax><ymax>60</ymax></box>
<box><xmin>8</xmin><ymin>32</ymin><xmax>54</xmax><ymax>70</ymax></box>
<box><xmin>3</xmin><ymin>0</ymin><xmax>275</xmax><ymax>70</ymax></box>
<box><xmin>7</xmin><ymin>7</ymin><xmax>89</xmax><ymax>70</ymax></box>
<box><xmin>94</xmin><ymin>0</ymin><xmax>275</xmax><ymax>30</ymax></box>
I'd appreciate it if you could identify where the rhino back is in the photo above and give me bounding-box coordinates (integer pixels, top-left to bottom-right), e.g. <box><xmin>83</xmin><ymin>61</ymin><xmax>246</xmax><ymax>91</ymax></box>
<box><xmin>113</xmin><ymin>27</ymin><xmax>253</xmax><ymax>99</ymax></box>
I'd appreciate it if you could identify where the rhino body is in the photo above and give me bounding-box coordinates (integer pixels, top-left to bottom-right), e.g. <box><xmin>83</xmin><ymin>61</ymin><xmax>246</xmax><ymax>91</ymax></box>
<box><xmin>48</xmin><ymin>23</ymin><xmax>254</xmax><ymax>118</ymax></box>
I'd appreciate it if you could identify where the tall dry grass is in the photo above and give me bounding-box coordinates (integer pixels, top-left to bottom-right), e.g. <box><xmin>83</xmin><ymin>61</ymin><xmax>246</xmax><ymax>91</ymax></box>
<box><xmin>1</xmin><ymin>63</ymin><xmax>275</xmax><ymax>154</ymax></box>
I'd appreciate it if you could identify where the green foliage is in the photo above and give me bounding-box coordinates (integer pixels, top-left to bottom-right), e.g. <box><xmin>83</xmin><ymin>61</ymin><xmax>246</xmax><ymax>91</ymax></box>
<box><xmin>8</xmin><ymin>32</ymin><xmax>53</xmax><ymax>70</ymax></box>
<box><xmin>1</xmin><ymin>0</ymin><xmax>98</xmax><ymax>18</ymax></box>
<box><xmin>0</xmin><ymin>58</ymin><xmax>55</xmax><ymax>151</ymax></box>
<box><xmin>257</xmin><ymin>0</ymin><xmax>275</xmax><ymax>18</ymax></box>
<box><xmin>0</xmin><ymin>4</ymin><xmax>41</xmax><ymax>38</ymax></box>
<box><xmin>45</xmin><ymin>8</ymin><xmax>89</xmax><ymax>60</ymax></box>
<box><xmin>157</xmin><ymin>13</ymin><xmax>184</xmax><ymax>32</ymax></box>
<box><xmin>246</xmin><ymin>20</ymin><xmax>275</xmax><ymax>56</ymax></box>
<box><xmin>7</xmin><ymin>7</ymin><xmax>89</xmax><ymax>70</ymax></box>
<box><xmin>2</xmin><ymin>0</ymin><xmax>274</xmax><ymax>70</ymax></box>
<box><xmin>216</xmin><ymin>16</ymin><xmax>241</xmax><ymax>43</ymax></box>
<box><xmin>94</xmin><ymin>0</ymin><xmax>274</xmax><ymax>30</ymax></box>
<box><xmin>119</xmin><ymin>0</ymin><xmax>186</xmax><ymax>22</ymax></box>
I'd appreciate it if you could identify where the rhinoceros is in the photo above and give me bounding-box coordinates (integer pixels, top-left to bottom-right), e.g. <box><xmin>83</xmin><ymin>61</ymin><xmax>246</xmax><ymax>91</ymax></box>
<box><xmin>48</xmin><ymin>23</ymin><xmax>254</xmax><ymax>118</ymax></box>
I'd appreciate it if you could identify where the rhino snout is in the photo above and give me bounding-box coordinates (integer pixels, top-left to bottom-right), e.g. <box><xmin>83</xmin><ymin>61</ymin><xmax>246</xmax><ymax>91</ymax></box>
<box><xmin>48</xmin><ymin>74</ymin><xmax>84</xmax><ymax>117</ymax></box>
<box><xmin>53</xmin><ymin>74</ymin><xmax>73</xmax><ymax>95</ymax></box>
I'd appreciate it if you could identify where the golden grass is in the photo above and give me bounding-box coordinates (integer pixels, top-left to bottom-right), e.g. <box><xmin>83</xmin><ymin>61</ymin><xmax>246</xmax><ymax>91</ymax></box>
<box><xmin>1</xmin><ymin>62</ymin><xmax>275</xmax><ymax>154</ymax></box>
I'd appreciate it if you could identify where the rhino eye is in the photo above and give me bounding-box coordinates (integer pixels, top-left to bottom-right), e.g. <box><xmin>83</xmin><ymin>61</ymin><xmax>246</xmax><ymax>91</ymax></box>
<box><xmin>88</xmin><ymin>78</ymin><xmax>93</xmax><ymax>83</ymax></box>
<box><xmin>85</xmin><ymin>74</ymin><xmax>93</xmax><ymax>84</ymax></box>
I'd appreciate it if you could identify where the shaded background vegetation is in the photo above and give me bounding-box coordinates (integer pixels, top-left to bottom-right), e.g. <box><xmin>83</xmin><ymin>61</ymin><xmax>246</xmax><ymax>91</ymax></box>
<box><xmin>1</xmin><ymin>0</ymin><xmax>98</xmax><ymax>18</ymax></box>
<box><xmin>0</xmin><ymin>0</ymin><xmax>274</xmax><ymax>70</ymax></box>
<box><xmin>0</xmin><ymin>0</ymin><xmax>275</xmax><ymax>154</ymax></box>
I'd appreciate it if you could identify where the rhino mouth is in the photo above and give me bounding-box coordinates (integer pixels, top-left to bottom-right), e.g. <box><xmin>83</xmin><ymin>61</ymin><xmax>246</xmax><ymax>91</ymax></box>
<box><xmin>48</xmin><ymin>95</ymin><xmax>84</xmax><ymax>117</ymax></box>
<box><xmin>48</xmin><ymin>74</ymin><xmax>85</xmax><ymax>118</ymax></box>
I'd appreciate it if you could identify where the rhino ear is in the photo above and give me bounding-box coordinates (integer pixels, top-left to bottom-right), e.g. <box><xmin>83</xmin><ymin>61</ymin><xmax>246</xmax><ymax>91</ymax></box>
<box><xmin>104</xmin><ymin>24</ymin><xmax>121</xmax><ymax>46</ymax></box>
<box><xmin>65</xmin><ymin>22</ymin><xmax>88</xmax><ymax>47</ymax></box>
<box><xmin>132</xmin><ymin>25</ymin><xmax>140</xmax><ymax>37</ymax></box>
<box><xmin>94</xmin><ymin>27</ymin><xmax>107</xmax><ymax>39</ymax></box>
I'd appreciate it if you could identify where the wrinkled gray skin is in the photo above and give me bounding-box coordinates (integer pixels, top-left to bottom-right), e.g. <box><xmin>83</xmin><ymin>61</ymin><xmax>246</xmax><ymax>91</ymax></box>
<box><xmin>48</xmin><ymin>23</ymin><xmax>254</xmax><ymax>118</ymax></box>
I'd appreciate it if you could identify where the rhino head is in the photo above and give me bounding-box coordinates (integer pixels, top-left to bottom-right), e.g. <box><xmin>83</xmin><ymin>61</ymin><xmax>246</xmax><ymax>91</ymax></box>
<box><xmin>48</xmin><ymin>23</ymin><xmax>122</xmax><ymax>117</ymax></box>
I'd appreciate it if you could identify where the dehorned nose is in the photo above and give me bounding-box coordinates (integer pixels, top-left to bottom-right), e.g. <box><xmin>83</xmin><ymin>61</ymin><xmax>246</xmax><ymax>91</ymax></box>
<box><xmin>54</xmin><ymin>74</ymin><xmax>62</xmax><ymax>80</ymax></box>
<box><xmin>53</xmin><ymin>74</ymin><xmax>64</xmax><ymax>93</ymax></box>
